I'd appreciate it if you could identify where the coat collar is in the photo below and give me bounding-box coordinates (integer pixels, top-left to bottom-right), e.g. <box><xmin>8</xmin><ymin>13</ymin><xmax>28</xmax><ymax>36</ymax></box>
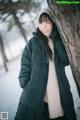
<box><xmin>32</xmin><ymin>28</ymin><xmax>59</xmax><ymax>64</ymax></box>
<box><xmin>34</xmin><ymin>27</ymin><xmax>48</xmax><ymax>42</ymax></box>
<box><xmin>33</xmin><ymin>27</ymin><xmax>49</xmax><ymax>53</ymax></box>
<box><xmin>33</xmin><ymin>28</ymin><xmax>49</xmax><ymax>63</ymax></box>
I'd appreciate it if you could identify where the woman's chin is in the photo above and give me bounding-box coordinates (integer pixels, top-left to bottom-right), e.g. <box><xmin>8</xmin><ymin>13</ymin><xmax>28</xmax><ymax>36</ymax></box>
<box><xmin>43</xmin><ymin>32</ymin><xmax>50</xmax><ymax>37</ymax></box>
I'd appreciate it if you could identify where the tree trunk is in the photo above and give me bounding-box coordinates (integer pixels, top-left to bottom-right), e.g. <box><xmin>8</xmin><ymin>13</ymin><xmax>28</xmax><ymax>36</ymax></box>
<box><xmin>47</xmin><ymin>0</ymin><xmax>80</xmax><ymax>96</ymax></box>
<box><xmin>12</xmin><ymin>12</ymin><xmax>27</xmax><ymax>42</ymax></box>
<box><xmin>0</xmin><ymin>34</ymin><xmax>8</xmax><ymax>72</ymax></box>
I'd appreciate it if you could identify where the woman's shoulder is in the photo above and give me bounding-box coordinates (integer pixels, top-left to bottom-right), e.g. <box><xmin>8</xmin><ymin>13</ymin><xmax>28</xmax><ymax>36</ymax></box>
<box><xmin>24</xmin><ymin>36</ymin><xmax>40</xmax><ymax>53</ymax></box>
<box><xmin>29</xmin><ymin>36</ymin><xmax>38</xmax><ymax>43</ymax></box>
<box><xmin>29</xmin><ymin>35</ymin><xmax>40</xmax><ymax>47</ymax></box>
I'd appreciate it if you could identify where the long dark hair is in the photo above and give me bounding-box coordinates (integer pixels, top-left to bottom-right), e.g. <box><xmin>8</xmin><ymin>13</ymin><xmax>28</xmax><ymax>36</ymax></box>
<box><xmin>38</xmin><ymin>13</ymin><xmax>57</xmax><ymax>60</ymax></box>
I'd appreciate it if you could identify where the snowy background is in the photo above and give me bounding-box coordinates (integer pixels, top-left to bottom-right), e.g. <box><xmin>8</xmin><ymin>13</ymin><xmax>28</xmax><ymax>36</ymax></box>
<box><xmin>0</xmin><ymin>0</ymin><xmax>80</xmax><ymax>120</ymax></box>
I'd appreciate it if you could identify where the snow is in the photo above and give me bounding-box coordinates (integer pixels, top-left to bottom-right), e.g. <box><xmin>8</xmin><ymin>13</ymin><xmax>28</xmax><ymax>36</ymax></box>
<box><xmin>0</xmin><ymin>57</ymin><xmax>22</xmax><ymax>120</ymax></box>
<box><xmin>0</xmin><ymin>1</ymin><xmax>80</xmax><ymax>119</ymax></box>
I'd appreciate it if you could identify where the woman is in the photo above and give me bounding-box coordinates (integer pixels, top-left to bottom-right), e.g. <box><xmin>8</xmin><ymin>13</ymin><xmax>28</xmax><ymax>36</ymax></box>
<box><xmin>14</xmin><ymin>10</ymin><xmax>77</xmax><ymax>120</ymax></box>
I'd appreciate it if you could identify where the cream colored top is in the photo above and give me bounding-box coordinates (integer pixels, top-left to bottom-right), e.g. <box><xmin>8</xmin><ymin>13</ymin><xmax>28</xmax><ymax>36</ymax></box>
<box><xmin>43</xmin><ymin>38</ymin><xmax>64</xmax><ymax>119</ymax></box>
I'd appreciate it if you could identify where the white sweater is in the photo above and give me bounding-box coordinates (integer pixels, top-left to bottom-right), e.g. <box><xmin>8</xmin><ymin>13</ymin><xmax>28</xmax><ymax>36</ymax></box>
<box><xmin>43</xmin><ymin>38</ymin><xmax>64</xmax><ymax>119</ymax></box>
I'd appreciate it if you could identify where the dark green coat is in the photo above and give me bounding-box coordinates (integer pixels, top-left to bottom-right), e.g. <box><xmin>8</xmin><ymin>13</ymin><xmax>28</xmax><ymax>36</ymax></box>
<box><xmin>18</xmin><ymin>28</ymin><xmax>77</xmax><ymax>120</ymax></box>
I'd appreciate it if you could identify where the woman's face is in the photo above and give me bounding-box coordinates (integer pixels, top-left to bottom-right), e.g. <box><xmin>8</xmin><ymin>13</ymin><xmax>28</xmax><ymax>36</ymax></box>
<box><xmin>38</xmin><ymin>21</ymin><xmax>52</xmax><ymax>37</ymax></box>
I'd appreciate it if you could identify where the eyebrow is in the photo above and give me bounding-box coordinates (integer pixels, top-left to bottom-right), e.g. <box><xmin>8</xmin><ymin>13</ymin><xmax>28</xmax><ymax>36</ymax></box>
<box><xmin>44</xmin><ymin>21</ymin><xmax>52</xmax><ymax>23</ymax></box>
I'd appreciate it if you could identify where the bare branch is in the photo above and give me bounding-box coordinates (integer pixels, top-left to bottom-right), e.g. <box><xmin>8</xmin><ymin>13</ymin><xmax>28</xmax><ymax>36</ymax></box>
<box><xmin>0</xmin><ymin>1</ymin><xmax>32</xmax><ymax>13</ymax></box>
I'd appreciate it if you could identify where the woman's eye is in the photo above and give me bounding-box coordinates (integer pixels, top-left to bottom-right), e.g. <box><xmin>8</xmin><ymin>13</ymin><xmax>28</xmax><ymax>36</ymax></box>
<box><xmin>47</xmin><ymin>21</ymin><xmax>51</xmax><ymax>23</ymax></box>
<box><xmin>47</xmin><ymin>21</ymin><xmax>51</xmax><ymax>24</ymax></box>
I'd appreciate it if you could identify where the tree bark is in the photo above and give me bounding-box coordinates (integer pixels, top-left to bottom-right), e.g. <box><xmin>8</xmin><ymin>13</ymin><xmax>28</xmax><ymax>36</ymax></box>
<box><xmin>47</xmin><ymin>0</ymin><xmax>80</xmax><ymax>96</ymax></box>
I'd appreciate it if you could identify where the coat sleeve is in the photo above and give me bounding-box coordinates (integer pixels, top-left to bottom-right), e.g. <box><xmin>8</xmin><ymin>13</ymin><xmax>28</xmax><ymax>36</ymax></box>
<box><xmin>18</xmin><ymin>40</ymin><xmax>32</xmax><ymax>88</ymax></box>
<box><xmin>55</xmin><ymin>36</ymin><xmax>70</xmax><ymax>66</ymax></box>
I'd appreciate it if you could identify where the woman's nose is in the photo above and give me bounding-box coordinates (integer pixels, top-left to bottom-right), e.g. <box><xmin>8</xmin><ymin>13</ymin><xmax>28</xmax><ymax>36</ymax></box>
<box><xmin>44</xmin><ymin>24</ymin><xmax>49</xmax><ymax>29</ymax></box>
<box><xmin>43</xmin><ymin>23</ymin><xmax>47</xmax><ymax>28</ymax></box>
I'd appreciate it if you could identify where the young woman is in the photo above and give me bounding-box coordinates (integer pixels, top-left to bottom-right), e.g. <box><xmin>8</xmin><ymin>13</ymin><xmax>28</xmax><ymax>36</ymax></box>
<box><xmin>14</xmin><ymin>10</ymin><xmax>77</xmax><ymax>120</ymax></box>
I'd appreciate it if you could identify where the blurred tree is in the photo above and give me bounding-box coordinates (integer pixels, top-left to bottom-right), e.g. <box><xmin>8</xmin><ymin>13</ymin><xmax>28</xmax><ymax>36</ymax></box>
<box><xmin>0</xmin><ymin>0</ymin><xmax>42</xmax><ymax>41</ymax></box>
<box><xmin>0</xmin><ymin>0</ymin><xmax>42</xmax><ymax>71</ymax></box>
<box><xmin>0</xmin><ymin>34</ymin><xmax>8</xmax><ymax>71</ymax></box>
<box><xmin>47</xmin><ymin>0</ymin><xmax>80</xmax><ymax>96</ymax></box>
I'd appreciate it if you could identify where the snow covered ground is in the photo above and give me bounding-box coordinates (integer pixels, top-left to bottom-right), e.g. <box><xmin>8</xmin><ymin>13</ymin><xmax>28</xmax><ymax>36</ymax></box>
<box><xmin>0</xmin><ymin>57</ymin><xmax>80</xmax><ymax>120</ymax></box>
<box><xmin>0</xmin><ymin>57</ymin><xmax>22</xmax><ymax>120</ymax></box>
